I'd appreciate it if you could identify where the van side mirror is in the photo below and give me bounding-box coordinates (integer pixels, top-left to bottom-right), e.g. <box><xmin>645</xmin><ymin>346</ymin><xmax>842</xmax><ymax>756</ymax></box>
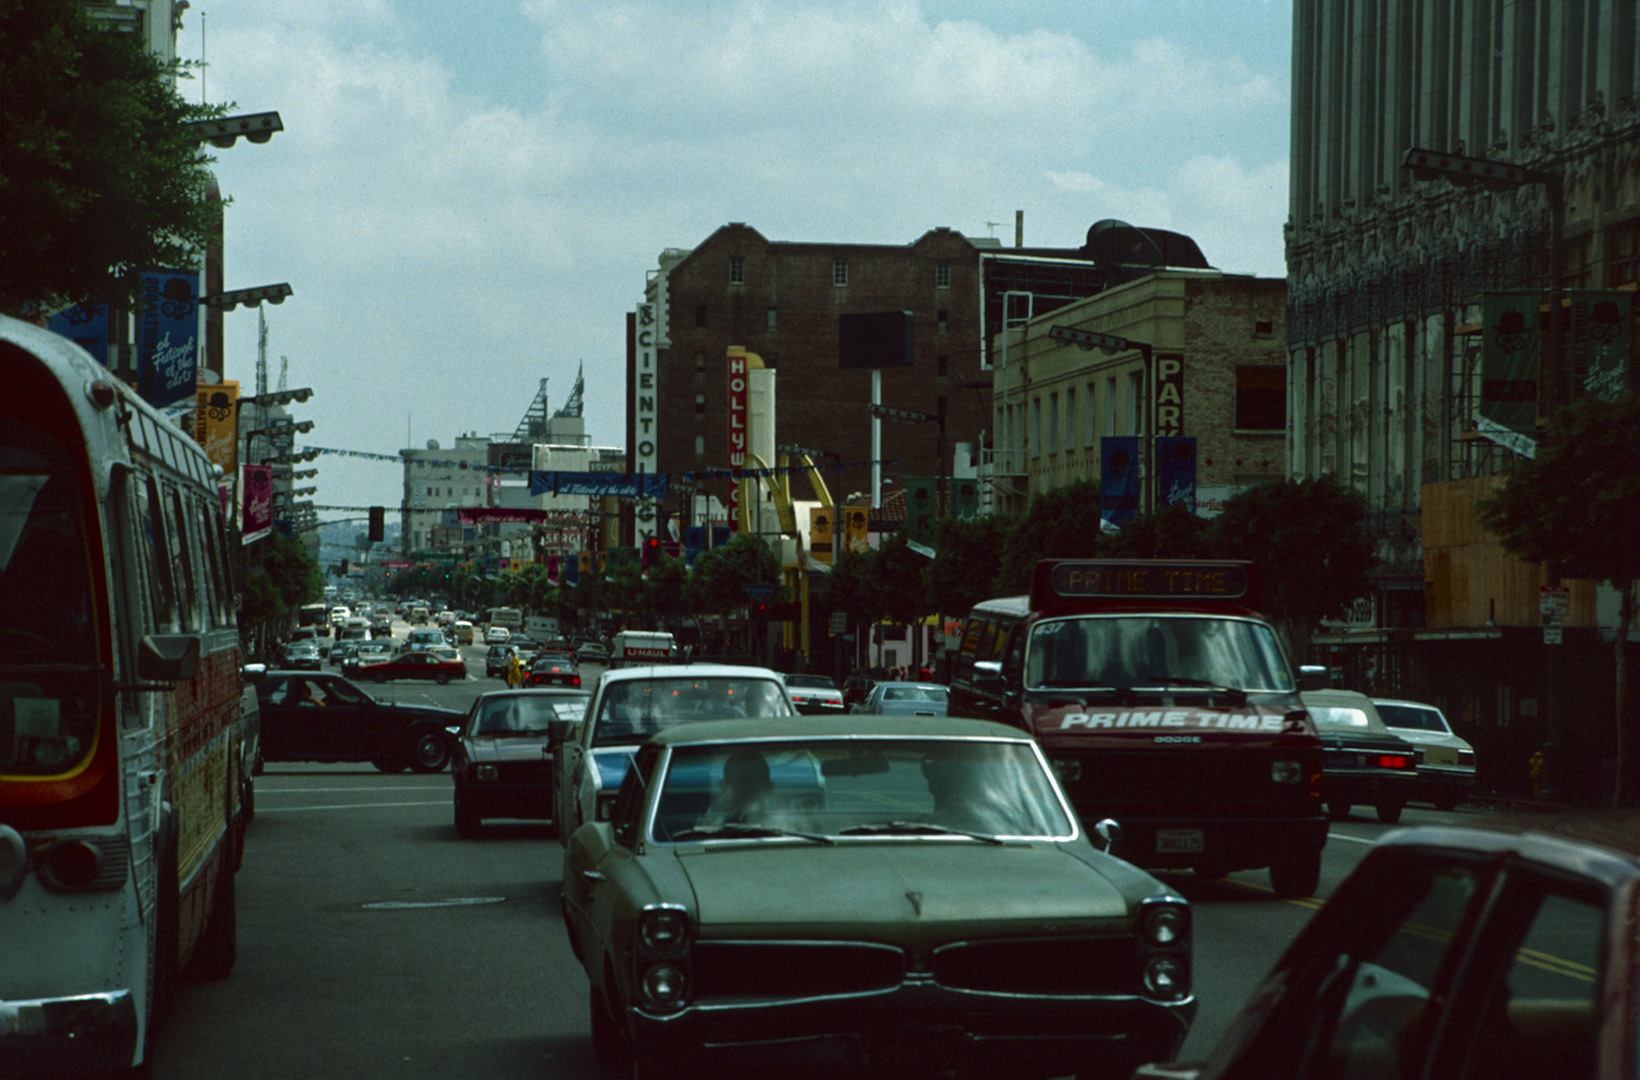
<box><xmin>1297</xmin><ymin>665</ymin><xmax>1331</xmax><ymax>691</ymax></box>
<box><xmin>139</xmin><ymin>634</ymin><xmax>201</xmax><ymax>681</ymax></box>
<box><xmin>972</xmin><ymin>659</ymin><xmax>1003</xmax><ymax>691</ymax></box>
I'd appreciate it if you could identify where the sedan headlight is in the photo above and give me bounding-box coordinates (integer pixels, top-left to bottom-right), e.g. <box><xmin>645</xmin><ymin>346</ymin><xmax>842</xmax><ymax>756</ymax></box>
<box><xmin>1142</xmin><ymin>903</ymin><xmax>1189</xmax><ymax>946</ymax></box>
<box><xmin>1271</xmin><ymin>759</ymin><xmax>1303</xmax><ymax>783</ymax></box>
<box><xmin>1142</xmin><ymin>954</ymin><xmax>1190</xmax><ymax>1000</ymax></box>
<box><xmin>639</xmin><ymin>962</ymin><xmax>688</xmax><ymax>1012</ymax></box>
<box><xmin>639</xmin><ymin>908</ymin><xmax>689</xmax><ymax>953</ymax></box>
<box><xmin>476</xmin><ymin>764</ymin><xmax>498</xmax><ymax>782</ymax></box>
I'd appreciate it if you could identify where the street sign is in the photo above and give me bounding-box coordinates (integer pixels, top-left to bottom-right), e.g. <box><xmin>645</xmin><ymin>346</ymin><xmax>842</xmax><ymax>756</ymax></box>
<box><xmin>743</xmin><ymin>583</ymin><xmax>776</xmax><ymax>598</ymax></box>
<box><xmin>1540</xmin><ymin>586</ymin><xmax>1569</xmax><ymax>646</ymax></box>
<box><xmin>829</xmin><ymin>611</ymin><xmax>848</xmax><ymax>635</ymax></box>
<box><xmin>866</xmin><ymin>403</ymin><xmax>934</xmax><ymax>423</ymax></box>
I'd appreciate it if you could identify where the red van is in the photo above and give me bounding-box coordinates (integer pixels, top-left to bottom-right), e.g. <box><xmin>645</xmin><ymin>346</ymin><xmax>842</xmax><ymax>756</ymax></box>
<box><xmin>949</xmin><ymin>559</ymin><xmax>1327</xmax><ymax>897</ymax></box>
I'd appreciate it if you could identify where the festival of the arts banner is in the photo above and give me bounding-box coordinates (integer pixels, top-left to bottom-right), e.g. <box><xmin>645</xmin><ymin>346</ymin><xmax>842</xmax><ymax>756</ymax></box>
<box><xmin>1568</xmin><ymin>290</ymin><xmax>1632</xmax><ymax>401</ymax></box>
<box><xmin>1479</xmin><ymin>291</ymin><xmax>1541</xmax><ymax>456</ymax></box>
<box><xmin>137</xmin><ymin>269</ymin><xmax>201</xmax><ymax>408</ymax></box>
<box><xmin>47</xmin><ymin>302</ymin><xmax>110</xmax><ymax>363</ymax></box>
<box><xmin>242</xmin><ymin>464</ymin><xmax>273</xmax><ymax>544</ymax></box>
<box><xmin>195</xmin><ymin>380</ymin><xmax>239</xmax><ymax>473</ymax></box>
<box><xmin>1156</xmin><ymin>436</ymin><xmax>1198</xmax><ymax>513</ymax></box>
<box><xmin>527</xmin><ymin>471</ymin><xmax>669</xmax><ymax>499</ymax></box>
<box><xmin>1100</xmin><ymin>436</ymin><xmax>1141</xmax><ymax>527</ymax></box>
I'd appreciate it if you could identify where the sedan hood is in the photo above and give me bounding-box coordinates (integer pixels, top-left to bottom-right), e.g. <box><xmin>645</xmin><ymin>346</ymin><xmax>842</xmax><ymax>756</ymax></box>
<box><xmin>676</xmin><ymin>842</ymin><xmax>1129</xmax><ymax>931</ymax></box>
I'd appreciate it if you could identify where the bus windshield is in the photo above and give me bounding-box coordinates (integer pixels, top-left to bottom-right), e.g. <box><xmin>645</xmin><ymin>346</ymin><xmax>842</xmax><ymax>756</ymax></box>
<box><xmin>1025</xmin><ymin>615</ymin><xmax>1294</xmax><ymax>694</ymax></box>
<box><xmin>0</xmin><ymin>417</ymin><xmax>101</xmax><ymax>776</ymax></box>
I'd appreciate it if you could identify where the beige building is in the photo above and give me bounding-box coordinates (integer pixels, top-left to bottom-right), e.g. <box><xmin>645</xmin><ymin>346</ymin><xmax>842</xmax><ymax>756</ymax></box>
<box><xmin>987</xmin><ymin>271</ymin><xmax>1288</xmax><ymax>516</ymax></box>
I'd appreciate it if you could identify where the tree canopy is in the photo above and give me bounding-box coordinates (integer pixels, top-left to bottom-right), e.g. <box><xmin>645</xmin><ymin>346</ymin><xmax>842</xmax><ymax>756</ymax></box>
<box><xmin>1</xmin><ymin>0</ymin><xmax>226</xmax><ymax>314</ymax></box>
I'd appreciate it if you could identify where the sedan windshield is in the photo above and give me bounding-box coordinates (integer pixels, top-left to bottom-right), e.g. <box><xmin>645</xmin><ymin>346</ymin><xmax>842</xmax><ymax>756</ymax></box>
<box><xmin>650</xmin><ymin>738</ymin><xmax>1074</xmax><ymax>842</ymax></box>
<box><xmin>594</xmin><ymin>677</ymin><xmax>793</xmax><ymax>745</ymax></box>
<box><xmin>469</xmin><ymin>693</ymin><xmax>587</xmax><ymax>736</ymax></box>
<box><xmin>1025</xmin><ymin>615</ymin><xmax>1293</xmax><ymax>693</ymax></box>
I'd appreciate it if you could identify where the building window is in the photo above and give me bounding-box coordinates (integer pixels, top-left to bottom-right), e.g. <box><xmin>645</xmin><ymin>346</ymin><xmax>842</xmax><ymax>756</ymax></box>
<box><xmin>694</xmin><ymin>393</ymin><xmax>706</xmax><ymax>416</ymax></box>
<box><xmin>729</xmin><ymin>256</ymin><xmax>745</xmax><ymax>284</ymax></box>
<box><xmin>1031</xmin><ymin>397</ymin><xmax>1042</xmax><ymax>458</ymax></box>
<box><xmin>1103</xmin><ymin>377</ymin><xmax>1117</xmax><ymax>439</ymax></box>
<box><xmin>832</xmin><ymin>259</ymin><xmax>849</xmax><ymax>287</ymax></box>
<box><xmin>1609</xmin><ymin>220</ymin><xmax>1640</xmax><ymax>287</ymax></box>
<box><xmin>695</xmin><ymin>352</ymin><xmax>706</xmax><ymax>374</ymax></box>
<box><xmin>1126</xmin><ymin>373</ymin><xmax>1142</xmax><ymax>436</ymax></box>
<box><xmin>767</xmin><ymin>307</ymin><xmax>778</xmax><ymax>331</ymax></box>
<box><xmin>1047</xmin><ymin>393</ymin><xmax>1059</xmax><ymax>453</ymax></box>
<box><xmin>1086</xmin><ymin>381</ymin><xmax>1097</xmax><ymax>446</ymax></box>
<box><xmin>694</xmin><ymin>434</ymin><xmax>706</xmax><ymax>458</ymax></box>
<box><xmin>937</xmin><ymin>309</ymin><xmax>948</xmax><ymax>335</ymax></box>
<box><xmin>1236</xmin><ymin>366</ymin><xmax>1287</xmax><ymax>431</ymax></box>
<box><xmin>935</xmin><ymin>262</ymin><xmax>951</xmax><ymax>289</ymax></box>
<box><xmin>1064</xmin><ymin>387</ymin><xmax>1076</xmax><ymax>451</ymax></box>
<box><xmin>937</xmin><ymin>355</ymin><xmax>948</xmax><ymax>378</ymax></box>
<box><xmin>695</xmin><ymin>305</ymin><xmax>707</xmax><ymax>328</ymax></box>
<box><xmin>1254</xmin><ymin>320</ymin><xmax>1274</xmax><ymax>335</ymax></box>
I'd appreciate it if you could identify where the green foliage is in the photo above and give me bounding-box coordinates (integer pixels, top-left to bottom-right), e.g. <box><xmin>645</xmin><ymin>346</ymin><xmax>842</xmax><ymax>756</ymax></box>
<box><xmin>1477</xmin><ymin>394</ymin><xmax>1640</xmax><ymax>588</ymax></box>
<box><xmin>238</xmin><ymin>532</ymin><xmax>322</xmax><ymax>628</ymax></box>
<box><xmin>873</xmin><ymin>531</ymin><xmax>934</xmax><ymax>626</ymax></box>
<box><xmin>994</xmin><ymin>480</ymin><xmax>1104</xmax><ymax>593</ymax></box>
<box><xmin>693</xmin><ymin>534</ymin><xmax>780</xmax><ymax>614</ymax></box>
<box><xmin>1104</xmin><ymin>503</ymin><xmax>1210</xmax><ymax>559</ymax></box>
<box><xmin>1</xmin><ymin>0</ymin><xmax>229</xmax><ymax>313</ymax></box>
<box><xmin>927</xmin><ymin>513</ymin><xmax>1016</xmax><ymax>615</ymax></box>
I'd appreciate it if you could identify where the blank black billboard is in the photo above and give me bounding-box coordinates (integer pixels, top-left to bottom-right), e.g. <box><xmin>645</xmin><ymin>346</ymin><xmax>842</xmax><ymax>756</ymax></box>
<box><xmin>839</xmin><ymin>311</ymin><xmax>915</xmax><ymax>369</ymax></box>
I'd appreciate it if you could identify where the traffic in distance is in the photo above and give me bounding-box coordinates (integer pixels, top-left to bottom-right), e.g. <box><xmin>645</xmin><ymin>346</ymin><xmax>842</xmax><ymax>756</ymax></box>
<box><xmin>0</xmin><ymin>338</ymin><xmax>1619</xmax><ymax>1080</ymax></box>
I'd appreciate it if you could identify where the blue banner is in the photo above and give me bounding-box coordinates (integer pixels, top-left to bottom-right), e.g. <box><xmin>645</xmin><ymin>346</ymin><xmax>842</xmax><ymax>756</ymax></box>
<box><xmin>528</xmin><ymin>471</ymin><xmax>669</xmax><ymax>499</ymax></box>
<box><xmin>1100</xmin><ymin>437</ymin><xmax>1140</xmax><ymax>526</ymax></box>
<box><xmin>1156</xmin><ymin>437</ymin><xmax>1198</xmax><ymax>514</ymax></box>
<box><xmin>684</xmin><ymin>526</ymin><xmax>705</xmax><ymax>567</ymax></box>
<box><xmin>47</xmin><ymin>302</ymin><xmax>110</xmax><ymax>364</ymax></box>
<box><xmin>136</xmin><ymin>269</ymin><xmax>200</xmax><ymax>407</ymax></box>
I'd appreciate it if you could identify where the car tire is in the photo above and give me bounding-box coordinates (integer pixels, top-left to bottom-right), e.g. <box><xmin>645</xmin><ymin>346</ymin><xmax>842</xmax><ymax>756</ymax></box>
<box><xmin>1269</xmin><ymin>848</ymin><xmax>1322</xmax><ymax>898</ymax></box>
<box><xmin>1376</xmin><ymin>799</ymin><xmax>1405</xmax><ymax>824</ymax></box>
<box><xmin>435</xmin><ymin>673</ymin><xmax>451</xmax><ymax>685</ymax></box>
<box><xmin>1326</xmin><ymin>800</ymin><xmax>1352</xmax><ymax>819</ymax></box>
<box><xmin>1433</xmin><ymin>795</ymin><xmax>1458</xmax><ymax>812</ymax></box>
<box><xmin>409</xmin><ymin>731</ymin><xmax>450</xmax><ymax>773</ymax></box>
<box><xmin>373</xmin><ymin>673</ymin><xmax>388</xmax><ymax>684</ymax></box>
<box><xmin>589</xmin><ymin>980</ymin><xmax>629</xmax><ymax>1069</ymax></box>
<box><xmin>373</xmin><ymin>757</ymin><xmax>408</xmax><ymax>774</ymax></box>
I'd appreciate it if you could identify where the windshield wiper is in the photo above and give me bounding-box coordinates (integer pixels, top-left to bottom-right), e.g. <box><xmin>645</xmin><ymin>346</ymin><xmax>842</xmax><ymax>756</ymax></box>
<box><xmin>836</xmin><ymin>820</ymin><xmax>1005</xmax><ymax>845</ymax></box>
<box><xmin>1140</xmin><ymin>677</ymin><xmax>1248</xmax><ymax>702</ymax></box>
<box><xmin>670</xmin><ymin>823</ymin><xmax>834</xmax><ymax>844</ymax></box>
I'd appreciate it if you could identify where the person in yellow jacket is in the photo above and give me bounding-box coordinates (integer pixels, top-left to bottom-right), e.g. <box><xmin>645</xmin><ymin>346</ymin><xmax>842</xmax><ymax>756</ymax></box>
<box><xmin>506</xmin><ymin>649</ymin><xmax>525</xmax><ymax>688</ymax></box>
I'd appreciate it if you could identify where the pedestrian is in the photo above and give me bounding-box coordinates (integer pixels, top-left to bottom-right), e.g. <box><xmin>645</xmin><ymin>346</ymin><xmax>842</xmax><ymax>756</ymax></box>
<box><xmin>506</xmin><ymin>649</ymin><xmax>524</xmax><ymax>688</ymax></box>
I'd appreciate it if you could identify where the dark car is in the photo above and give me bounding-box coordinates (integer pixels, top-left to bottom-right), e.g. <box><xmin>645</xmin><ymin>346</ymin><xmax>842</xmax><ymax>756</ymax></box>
<box><xmin>841</xmin><ymin>666</ymin><xmax>890</xmax><ymax>710</ymax></box>
<box><xmin>1135</xmin><ymin>810</ymin><xmax>1640</xmax><ymax>1080</ymax></box>
<box><xmin>357</xmin><ymin>649</ymin><xmax>466</xmax><ymax>685</ymax></box>
<box><xmin>486</xmin><ymin>643</ymin><xmax>514</xmax><ymax>678</ymax></box>
<box><xmin>1302</xmin><ymin>689</ymin><xmax>1421</xmax><ymax>822</ymax></box>
<box><xmin>574</xmin><ymin>641</ymin><xmax>611</xmax><ymax>665</ymax></box>
<box><xmin>451</xmin><ymin>688</ymin><xmax>591</xmax><ymax>837</ymax></box>
<box><xmin>526</xmin><ymin>655</ymin><xmax>581</xmax><ymax>688</ymax></box>
<box><xmin>327</xmin><ymin>640</ymin><xmax>359</xmax><ymax>668</ymax></box>
<box><xmin>781</xmin><ymin>672</ymin><xmax>845</xmax><ymax>714</ymax></box>
<box><xmin>563</xmin><ymin>717</ymin><xmax>1196</xmax><ymax>1077</ymax></box>
<box><xmin>252</xmin><ymin>670</ymin><xmax>460</xmax><ymax>772</ymax></box>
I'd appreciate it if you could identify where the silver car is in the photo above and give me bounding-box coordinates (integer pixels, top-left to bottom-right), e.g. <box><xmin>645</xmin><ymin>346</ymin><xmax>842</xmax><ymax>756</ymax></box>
<box><xmin>852</xmin><ymin>681</ymin><xmax>949</xmax><ymax>716</ymax></box>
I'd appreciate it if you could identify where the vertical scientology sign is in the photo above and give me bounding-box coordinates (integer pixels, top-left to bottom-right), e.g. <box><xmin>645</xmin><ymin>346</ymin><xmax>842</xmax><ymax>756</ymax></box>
<box><xmin>632</xmin><ymin>304</ymin><xmax>658</xmax><ymax>544</ymax></box>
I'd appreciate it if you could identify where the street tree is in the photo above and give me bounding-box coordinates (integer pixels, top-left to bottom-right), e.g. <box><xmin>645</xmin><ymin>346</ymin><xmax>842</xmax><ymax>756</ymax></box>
<box><xmin>994</xmin><ymin>480</ymin><xmax>1104</xmax><ymax>593</ymax></box>
<box><xmin>692</xmin><ymin>534</ymin><xmax>779</xmax><ymax>616</ymax></box>
<box><xmin>1205</xmin><ymin>476</ymin><xmax>1376</xmax><ymax>664</ymax></box>
<box><xmin>927</xmin><ymin>513</ymin><xmax>1016</xmax><ymax>618</ymax></box>
<box><xmin>1478</xmin><ymin>393</ymin><xmax>1640</xmax><ymax>805</ymax></box>
<box><xmin>1</xmin><ymin>0</ymin><xmax>227</xmax><ymax>314</ymax></box>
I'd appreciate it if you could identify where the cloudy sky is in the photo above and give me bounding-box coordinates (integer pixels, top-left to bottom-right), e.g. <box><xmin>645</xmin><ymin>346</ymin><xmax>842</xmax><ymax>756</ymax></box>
<box><xmin>197</xmin><ymin>0</ymin><xmax>1293</xmax><ymax>516</ymax></box>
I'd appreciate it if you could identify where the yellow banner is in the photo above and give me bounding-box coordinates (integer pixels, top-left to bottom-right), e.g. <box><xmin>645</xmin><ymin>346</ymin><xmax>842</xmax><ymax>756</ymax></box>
<box><xmin>842</xmin><ymin>506</ymin><xmax>869</xmax><ymax>554</ymax></box>
<box><xmin>809</xmin><ymin>506</ymin><xmax>834</xmax><ymax>565</ymax></box>
<box><xmin>195</xmin><ymin>380</ymin><xmax>239</xmax><ymax>472</ymax></box>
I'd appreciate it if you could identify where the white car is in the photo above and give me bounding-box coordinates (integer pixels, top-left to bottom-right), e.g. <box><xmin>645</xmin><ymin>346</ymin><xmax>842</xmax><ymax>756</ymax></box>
<box><xmin>485</xmin><ymin>625</ymin><xmax>511</xmax><ymax>644</ymax></box>
<box><xmin>553</xmin><ymin>664</ymin><xmax>797</xmax><ymax>843</ymax></box>
<box><xmin>1372</xmin><ymin>697</ymin><xmax>1477</xmax><ymax>811</ymax></box>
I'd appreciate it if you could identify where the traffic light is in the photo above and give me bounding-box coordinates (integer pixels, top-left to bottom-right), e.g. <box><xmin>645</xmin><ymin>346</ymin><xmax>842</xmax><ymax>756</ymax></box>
<box><xmin>337</xmin><ymin>558</ymin><xmax>349</xmax><ymax>576</ymax></box>
<box><xmin>642</xmin><ymin>536</ymin><xmax>662</xmax><ymax>568</ymax></box>
<box><xmin>368</xmin><ymin>505</ymin><xmax>385</xmax><ymax>542</ymax></box>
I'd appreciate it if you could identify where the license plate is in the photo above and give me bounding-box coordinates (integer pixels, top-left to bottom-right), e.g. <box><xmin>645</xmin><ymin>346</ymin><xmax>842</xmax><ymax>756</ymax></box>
<box><xmin>1156</xmin><ymin>829</ymin><xmax>1204</xmax><ymax>854</ymax></box>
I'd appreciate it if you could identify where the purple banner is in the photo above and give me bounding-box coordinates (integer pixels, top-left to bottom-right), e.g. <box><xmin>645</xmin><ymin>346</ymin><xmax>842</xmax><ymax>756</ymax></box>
<box><xmin>137</xmin><ymin>269</ymin><xmax>200</xmax><ymax>407</ymax></box>
<box><xmin>242</xmin><ymin>464</ymin><xmax>273</xmax><ymax>543</ymax></box>
<box><xmin>1100</xmin><ymin>436</ymin><xmax>1140</xmax><ymax>526</ymax></box>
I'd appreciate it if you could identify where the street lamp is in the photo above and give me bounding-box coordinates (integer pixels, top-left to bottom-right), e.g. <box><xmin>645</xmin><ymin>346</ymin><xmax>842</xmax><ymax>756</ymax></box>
<box><xmin>185</xmin><ymin>111</ymin><xmax>284</xmax><ymax>149</ymax></box>
<box><xmin>202</xmin><ymin>283</ymin><xmax>294</xmax><ymax>312</ymax></box>
<box><xmin>1048</xmin><ymin>326</ymin><xmax>1158</xmax><ymax>514</ymax></box>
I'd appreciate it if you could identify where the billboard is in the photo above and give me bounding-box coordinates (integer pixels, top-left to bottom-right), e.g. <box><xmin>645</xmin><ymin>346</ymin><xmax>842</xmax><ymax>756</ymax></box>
<box><xmin>839</xmin><ymin>311</ymin><xmax>915</xmax><ymax>369</ymax></box>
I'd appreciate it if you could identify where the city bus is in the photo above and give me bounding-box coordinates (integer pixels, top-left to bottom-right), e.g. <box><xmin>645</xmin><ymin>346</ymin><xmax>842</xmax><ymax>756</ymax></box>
<box><xmin>0</xmin><ymin>316</ymin><xmax>250</xmax><ymax>1074</ymax></box>
<box><xmin>482</xmin><ymin>606</ymin><xmax>524</xmax><ymax>635</ymax></box>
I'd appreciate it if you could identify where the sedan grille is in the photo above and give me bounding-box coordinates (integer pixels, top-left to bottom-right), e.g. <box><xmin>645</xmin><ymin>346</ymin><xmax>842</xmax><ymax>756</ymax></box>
<box><xmin>691</xmin><ymin>942</ymin><xmax>905</xmax><ymax>999</ymax></box>
<box><xmin>933</xmin><ymin>937</ymin><xmax>1134</xmax><ymax>995</ymax></box>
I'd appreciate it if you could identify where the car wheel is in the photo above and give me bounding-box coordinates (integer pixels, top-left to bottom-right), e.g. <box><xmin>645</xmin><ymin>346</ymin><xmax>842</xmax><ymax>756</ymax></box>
<box><xmin>454</xmin><ymin>792</ymin><xmax>481</xmax><ymax>838</ymax></box>
<box><xmin>435</xmin><ymin>672</ymin><xmax>451</xmax><ymax>685</ymax></box>
<box><xmin>373</xmin><ymin>673</ymin><xmax>388</xmax><ymax>684</ymax></box>
<box><xmin>1376</xmin><ymin>799</ymin><xmax>1405</xmax><ymax>824</ymax></box>
<box><xmin>1269</xmin><ymin>848</ymin><xmax>1322</xmax><ymax>898</ymax></box>
<box><xmin>1326</xmin><ymin>800</ymin><xmax>1352</xmax><ymax>819</ymax></box>
<box><xmin>373</xmin><ymin>757</ymin><xmax>408</xmax><ymax>774</ymax></box>
<box><xmin>1433</xmin><ymin>796</ymin><xmax>1458</xmax><ymax>812</ymax></box>
<box><xmin>589</xmin><ymin>980</ymin><xmax>629</xmax><ymax>1069</ymax></box>
<box><xmin>410</xmin><ymin>731</ymin><xmax>450</xmax><ymax>773</ymax></box>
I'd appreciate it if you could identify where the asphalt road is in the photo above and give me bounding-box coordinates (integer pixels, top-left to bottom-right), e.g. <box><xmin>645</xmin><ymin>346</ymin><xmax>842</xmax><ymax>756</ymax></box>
<box><xmin>149</xmin><ymin>631</ymin><xmax>1479</xmax><ymax>1077</ymax></box>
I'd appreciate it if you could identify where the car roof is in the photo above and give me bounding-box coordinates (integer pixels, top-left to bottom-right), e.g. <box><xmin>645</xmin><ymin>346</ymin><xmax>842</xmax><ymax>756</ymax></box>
<box><xmin>648</xmin><ymin>715</ymin><xmax>1033</xmax><ymax>746</ymax></box>
<box><xmin>474</xmin><ymin>687</ymin><xmax>590</xmax><ymax>702</ymax></box>
<box><xmin>1370</xmin><ymin>697</ymin><xmax>1444</xmax><ymax>711</ymax></box>
<box><xmin>599</xmin><ymin>663</ymin><xmax>784</xmax><ymax>684</ymax></box>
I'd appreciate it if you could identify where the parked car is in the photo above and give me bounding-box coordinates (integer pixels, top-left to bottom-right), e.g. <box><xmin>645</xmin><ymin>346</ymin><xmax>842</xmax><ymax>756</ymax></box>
<box><xmin>451</xmin><ymin>688</ymin><xmax>590</xmax><ymax>837</ymax></box>
<box><xmin>852</xmin><ymin>680</ymin><xmax>949</xmax><ymax>716</ymax></box>
<box><xmin>553</xmin><ymin>664</ymin><xmax>798</xmax><ymax>844</ymax></box>
<box><xmin>1372</xmin><ymin>697</ymin><xmax>1477</xmax><ymax>811</ymax></box>
<box><xmin>485</xmin><ymin>625</ymin><xmax>512</xmax><ymax>644</ymax></box>
<box><xmin>357</xmin><ymin>649</ymin><xmax>467</xmax><ymax>685</ymax></box>
<box><xmin>280</xmin><ymin>641</ymin><xmax>323</xmax><ymax>671</ymax></box>
<box><xmin>252</xmin><ymin>670</ymin><xmax>460</xmax><ymax>772</ymax></box>
<box><xmin>563</xmin><ymin>716</ymin><xmax>1196</xmax><ymax>1077</ymax></box>
<box><xmin>780</xmin><ymin>672</ymin><xmax>845</xmax><ymax>714</ymax></box>
<box><xmin>526</xmin><ymin>655</ymin><xmax>581</xmax><ymax>688</ymax></box>
<box><xmin>1301</xmin><ymin>689</ymin><xmax>1421</xmax><ymax>823</ymax></box>
<box><xmin>1134</xmin><ymin>810</ymin><xmax>1640</xmax><ymax>1080</ymax></box>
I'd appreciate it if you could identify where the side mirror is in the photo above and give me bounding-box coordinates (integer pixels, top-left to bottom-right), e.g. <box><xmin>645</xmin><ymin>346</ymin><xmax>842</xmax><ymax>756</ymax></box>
<box><xmin>971</xmin><ymin>659</ymin><xmax>1003</xmax><ymax>691</ymax></box>
<box><xmin>1297</xmin><ymin>665</ymin><xmax>1331</xmax><ymax>691</ymax></box>
<box><xmin>547</xmin><ymin>718</ymin><xmax>577</xmax><ymax>748</ymax></box>
<box><xmin>1094</xmin><ymin>818</ymin><xmax>1122</xmax><ymax>854</ymax></box>
<box><xmin>139</xmin><ymin>634</ymin><xmax>201</xmax><ymax>681</ymax></box>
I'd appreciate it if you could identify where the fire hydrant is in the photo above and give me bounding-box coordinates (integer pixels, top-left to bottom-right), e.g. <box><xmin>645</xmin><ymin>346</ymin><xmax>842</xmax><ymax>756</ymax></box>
<box><xmin>1528</xmin><ymin>751</ymin><xmax>1545</xmax><ymax>798</ymax></box>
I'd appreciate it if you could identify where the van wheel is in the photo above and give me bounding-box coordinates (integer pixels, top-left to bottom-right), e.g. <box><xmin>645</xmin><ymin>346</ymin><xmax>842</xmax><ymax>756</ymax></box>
<box><xmin>1270</xmin><ymin>849</ymin><xmax>1321</xmax><ymax>898</ymax></box>
<box><xmin>1376</xmin><ymin>799</ymin><xmax>1405</xmax><ymax>824</ymax></box>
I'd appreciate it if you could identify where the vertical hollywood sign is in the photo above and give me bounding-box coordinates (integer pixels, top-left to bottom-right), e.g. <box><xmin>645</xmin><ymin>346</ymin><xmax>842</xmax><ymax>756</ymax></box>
<box><xmin>726</xmin><ymin>348</ymin><xmax>748</xmax><ymax>531</ymax></box>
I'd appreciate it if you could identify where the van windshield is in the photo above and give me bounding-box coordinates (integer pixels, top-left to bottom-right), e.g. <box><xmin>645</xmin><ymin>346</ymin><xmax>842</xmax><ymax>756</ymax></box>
<box><xmin>1025</xmin><ymin>615</ymin><xmax>1294</xmax><ymax>693</ymax></box>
